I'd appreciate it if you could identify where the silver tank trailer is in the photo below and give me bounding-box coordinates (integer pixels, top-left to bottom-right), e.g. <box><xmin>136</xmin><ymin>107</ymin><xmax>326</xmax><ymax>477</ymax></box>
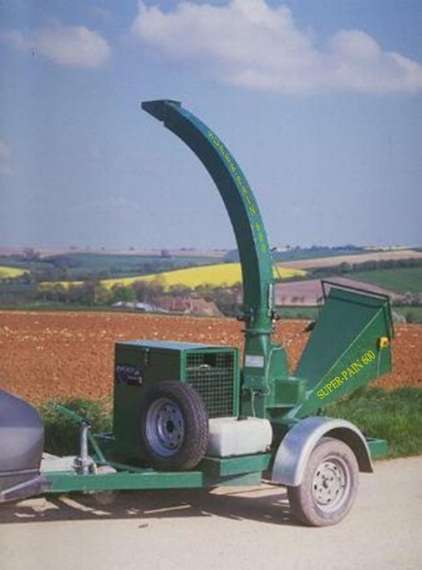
<box><xmin>0</xmin><ymin>390</ymin><xmax>47</xmax><ymax>502</ymax></box>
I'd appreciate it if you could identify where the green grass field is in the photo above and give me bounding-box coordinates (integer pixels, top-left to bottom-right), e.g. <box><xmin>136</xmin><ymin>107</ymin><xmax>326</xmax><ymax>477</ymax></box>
<box><xmin>326</xmin><ymin>388</ymin><xmax>422</xmax><ymax>458</ymax></box>
<box><xmin>353</xmin><ymin>267</ymin><xmax>422</xmax><ymax>293</ymax></box>
<box><xmin>59</xmin><ymin>253</ymin><xmax>219</xmax><ymax>278</ymax></box>
<box><xmin>277</xmin><ymin>304</ymin><xmax>422</xmax><ymax>323</ymax></box>
<box><xmin>393</xmin><ymin>306</ymin><xmax>422</xmax><ymax>323</ymax></box>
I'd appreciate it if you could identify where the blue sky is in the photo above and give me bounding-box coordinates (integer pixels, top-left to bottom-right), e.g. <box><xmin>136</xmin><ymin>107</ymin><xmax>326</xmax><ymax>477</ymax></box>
<box><xmin>0</xmin><ymin>0</ymin><xmax>421</xmax><ymax>250</ymax></box>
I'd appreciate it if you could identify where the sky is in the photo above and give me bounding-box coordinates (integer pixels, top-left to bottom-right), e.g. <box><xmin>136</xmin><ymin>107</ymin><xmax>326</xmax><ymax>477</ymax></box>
<box><xmin>0</xmin><ymin>0</ymin><xmax>421</xmax><ymax>250</ymax></box>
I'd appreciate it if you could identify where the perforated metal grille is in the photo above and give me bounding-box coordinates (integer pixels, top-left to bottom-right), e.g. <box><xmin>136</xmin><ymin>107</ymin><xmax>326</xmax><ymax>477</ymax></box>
<box><xmin>186</xmin><ymin>351</ymin><xmax>235</xmax><ymax>418</ymax></box>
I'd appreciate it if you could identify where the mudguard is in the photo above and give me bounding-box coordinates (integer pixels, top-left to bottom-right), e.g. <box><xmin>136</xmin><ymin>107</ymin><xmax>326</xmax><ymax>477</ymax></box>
<box><xmin>272</xmin><ymin>416</ymin><xmax>372</xmax><ymax>487</ymax></box>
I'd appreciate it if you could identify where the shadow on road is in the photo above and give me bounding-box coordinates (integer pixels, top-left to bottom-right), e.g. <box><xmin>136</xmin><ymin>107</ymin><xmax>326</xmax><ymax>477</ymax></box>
<box><xmin>0</xmin><ymin>486</ymin><xmax>298</xmax><ymax>527</ymax></box>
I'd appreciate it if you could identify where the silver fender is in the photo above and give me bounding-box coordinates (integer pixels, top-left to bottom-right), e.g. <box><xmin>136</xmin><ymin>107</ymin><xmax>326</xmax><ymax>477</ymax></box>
<box><xmin>272</xmin><ymin>416</ymin><xmax>373</xmax><ymax>487</ymax></box>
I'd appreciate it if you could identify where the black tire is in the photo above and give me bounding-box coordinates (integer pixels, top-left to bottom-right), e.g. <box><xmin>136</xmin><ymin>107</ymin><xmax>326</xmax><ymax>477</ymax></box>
<box><xmin>287</xmin><ymin>437</ymin><xmax>359</xmax><ymax>527</ymax></box>
<box><xmin>139</xmin><ymin>381</ymin><xmax>209</xmax><ymax>471</ymax></box>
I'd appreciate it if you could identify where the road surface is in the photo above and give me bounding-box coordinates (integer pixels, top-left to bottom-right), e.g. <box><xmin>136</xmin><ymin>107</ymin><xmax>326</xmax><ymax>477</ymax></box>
<box><xmin>1</xmin><ymin>456</ymin><xmax>421</xmax><ymax>570</ymax></box>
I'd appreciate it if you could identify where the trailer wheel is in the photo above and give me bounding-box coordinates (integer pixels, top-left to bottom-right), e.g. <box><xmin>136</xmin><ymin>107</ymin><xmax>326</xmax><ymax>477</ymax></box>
<box><xmin>139</xmin><ymin>381</ymin><xmax>208</xmax><ymax>471</ymax></box>
<box><xmin>287</xmin><ymin>437</ymin><xmax>359</xmax><ymax>526</ymax></box>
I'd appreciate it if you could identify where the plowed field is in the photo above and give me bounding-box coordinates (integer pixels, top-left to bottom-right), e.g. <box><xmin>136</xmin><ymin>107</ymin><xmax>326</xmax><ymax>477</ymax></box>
<box><xmin>0</xmin><ymin>311</ymin><xmax>420</xmax><ymax>404</ymax></box>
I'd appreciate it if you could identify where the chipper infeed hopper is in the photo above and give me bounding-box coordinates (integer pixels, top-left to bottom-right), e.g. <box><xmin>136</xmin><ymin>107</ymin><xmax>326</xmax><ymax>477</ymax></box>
<box><xmin>0</xmin><ymin>100</ymin><xmax>394</xmax><ymax>526</ymax></box>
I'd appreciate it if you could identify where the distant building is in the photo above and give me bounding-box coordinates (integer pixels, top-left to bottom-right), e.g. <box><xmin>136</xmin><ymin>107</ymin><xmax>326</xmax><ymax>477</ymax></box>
<box><xmin>112</xmin><ymin>301</ymin><xmax>165</xmax><ymax>313</ymax></box>
<box><xmin>156</xmin><ymin>295</ymin><xmax>222</xmax><ymax>317</ymax></box>
<box><xmin>274</xmin><ymin>277</ymin><xmax>400</xmax><ymax>307</ymax></box>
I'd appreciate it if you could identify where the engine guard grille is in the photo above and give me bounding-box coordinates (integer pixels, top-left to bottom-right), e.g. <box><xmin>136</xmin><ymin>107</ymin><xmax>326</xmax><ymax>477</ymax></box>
<box><xmin>186</xmin><ymin>351</ymin><xmax>235</xmax><ymax>418</ymax></box>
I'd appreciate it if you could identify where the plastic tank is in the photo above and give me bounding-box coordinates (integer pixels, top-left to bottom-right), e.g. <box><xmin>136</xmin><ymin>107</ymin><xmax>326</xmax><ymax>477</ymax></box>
<box><xmin>207</xmin><ymin>417</ymin><xmax>273</xmax><ymax>457</ymax></box>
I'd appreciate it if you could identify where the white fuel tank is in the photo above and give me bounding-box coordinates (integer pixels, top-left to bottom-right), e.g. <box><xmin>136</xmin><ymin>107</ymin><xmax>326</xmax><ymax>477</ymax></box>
<box><xmin>207</xmin><ymin>416</ymin><xmax>273</xmax><ymax>458</ymax></box>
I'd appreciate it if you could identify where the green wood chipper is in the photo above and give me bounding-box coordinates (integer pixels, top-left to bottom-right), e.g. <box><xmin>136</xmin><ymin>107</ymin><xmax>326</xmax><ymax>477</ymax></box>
<box><xmin>0</xmin><ymin>100</ymin><xmax>394</xmax><ymax>526</ymax></box>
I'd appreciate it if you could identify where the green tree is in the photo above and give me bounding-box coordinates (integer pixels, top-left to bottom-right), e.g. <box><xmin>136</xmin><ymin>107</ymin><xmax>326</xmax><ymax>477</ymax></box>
<box><xmin>110</xmin><ymin>285</ymin><xmax>136</xmax><ymax>304</ymax></box>
<box><xmin>94</xmin><ymin>283</ymin><xmax>112</xmax><ymax>305</ymax></box>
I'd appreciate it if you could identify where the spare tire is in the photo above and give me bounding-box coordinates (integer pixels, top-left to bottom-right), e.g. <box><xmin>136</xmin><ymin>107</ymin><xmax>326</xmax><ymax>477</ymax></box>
<box><xmin>139</xmin><ymin>381</ymin><xmax>208</xmax><ymax>470</ymax></box>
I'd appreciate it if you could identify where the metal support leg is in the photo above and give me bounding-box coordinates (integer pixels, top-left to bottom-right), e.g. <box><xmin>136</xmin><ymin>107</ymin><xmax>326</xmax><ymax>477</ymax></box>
<box><xmin>74</xmin><ymin>421</ymin><xmax>95</xmax><ymax>475</ymax></box>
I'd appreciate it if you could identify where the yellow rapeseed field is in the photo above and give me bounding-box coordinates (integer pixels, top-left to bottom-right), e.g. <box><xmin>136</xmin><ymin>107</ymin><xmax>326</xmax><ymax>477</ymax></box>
<box><xmin>0</xmin><ymin>266</ymin><xmax>28</xmax><ymax>279</ymax></box>
<box><xmin>42</xmin><ymin>262</ymin><xmax>306</xmax><ymax>291</ymax></box>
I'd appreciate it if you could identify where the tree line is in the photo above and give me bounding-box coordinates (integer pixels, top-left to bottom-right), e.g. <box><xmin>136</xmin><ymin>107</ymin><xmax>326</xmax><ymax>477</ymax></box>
<box><xmin>35</xmin><ymin>279</ymin><xmax>242</xmax><ymax>317</ymax></box>
<box><xmin>312</xmin><ymin>256</ymin><xmax>422</xmax><ymax>277</ymax></box>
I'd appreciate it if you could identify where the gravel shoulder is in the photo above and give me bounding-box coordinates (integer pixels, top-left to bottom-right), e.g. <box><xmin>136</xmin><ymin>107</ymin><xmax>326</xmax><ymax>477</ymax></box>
<box><xmin>1</xmin><ymin>456</ymin><xmax>421</xmax><ymax>570</ymax></box>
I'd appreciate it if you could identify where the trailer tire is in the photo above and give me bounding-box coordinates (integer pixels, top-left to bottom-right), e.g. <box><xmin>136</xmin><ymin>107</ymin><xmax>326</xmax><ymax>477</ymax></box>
<box><xmin>287</xmin><ymin>437</ymin><xmax>359</xmax><ymax>526</ymax></box>
<box><xmin>139</xmin><ymin>381</ymin><xmax>208</xmax><ymax>471</ymax></box>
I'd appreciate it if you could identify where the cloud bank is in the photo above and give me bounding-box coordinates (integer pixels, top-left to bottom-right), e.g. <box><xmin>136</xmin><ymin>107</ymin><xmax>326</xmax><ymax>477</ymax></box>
<box><xmin>132</xmin><ymin>0</ymin><xmax>422</xmax><ymax>94</ymax></box>
<box><xmin>2</xmin><ymin>23</ymin><xmax>110</xmax><ymax>68</ymax></box>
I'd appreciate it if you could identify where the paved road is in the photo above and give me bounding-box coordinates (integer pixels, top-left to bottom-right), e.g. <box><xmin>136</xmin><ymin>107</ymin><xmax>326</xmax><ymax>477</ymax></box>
<box><xmin>1</xmin><ymin>456</ymin><xmax>421</xmax><ymax>570</ymax></box>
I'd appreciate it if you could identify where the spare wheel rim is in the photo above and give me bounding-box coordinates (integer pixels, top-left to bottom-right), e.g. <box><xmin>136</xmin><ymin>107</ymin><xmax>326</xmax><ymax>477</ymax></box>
<box><xmin>146</xmin><ymin>397</ymin><xmax>185</xmax><ymax>457</ymax></box>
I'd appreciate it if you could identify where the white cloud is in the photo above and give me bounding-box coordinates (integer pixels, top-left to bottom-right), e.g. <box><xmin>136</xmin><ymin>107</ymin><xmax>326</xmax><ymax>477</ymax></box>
<box><xmin>132</xmin><ymin>0</ymin><xmax>422</xmax><ymax>94</ymax></box>
<box><xmin>1</xmin><ymin>23</ymin><xmax>110</xmax><ymax>69</ymax></box>
<box><xmin>0</xmin><ymin>140</ymin><xmax>12</xmax><ymax>175</ymax></box>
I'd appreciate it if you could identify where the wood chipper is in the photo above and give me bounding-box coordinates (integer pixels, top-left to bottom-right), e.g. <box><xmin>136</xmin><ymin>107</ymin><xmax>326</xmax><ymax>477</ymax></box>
<box><xmin>0</xmin><ymin>100</ymin><xmax>394</xmax><ymax>526</ymax></box>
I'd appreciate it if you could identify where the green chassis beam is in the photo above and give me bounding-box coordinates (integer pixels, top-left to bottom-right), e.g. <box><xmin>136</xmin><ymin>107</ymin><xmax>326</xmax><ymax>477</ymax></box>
<box><xmin>45</xmin><ymin>470</ymin><xmax>265</xmax><ymax>493</ymax></box>
<box><xmin>43</xmin><ymin>452</ymin><xmax>271</xmax><ymax>493</ymax></box>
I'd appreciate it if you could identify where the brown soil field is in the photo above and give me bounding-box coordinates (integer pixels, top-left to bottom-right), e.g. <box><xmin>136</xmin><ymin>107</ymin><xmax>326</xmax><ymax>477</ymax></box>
<box><xmin>0</xmin><ymin>310</ymin><xmax>421</xmax><ymax>405</ymax></box>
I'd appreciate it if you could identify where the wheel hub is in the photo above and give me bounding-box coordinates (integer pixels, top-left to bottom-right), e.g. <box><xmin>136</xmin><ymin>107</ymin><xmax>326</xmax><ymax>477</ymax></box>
<box><xmin>312</xmin><ymin>457</ymin><xmax>349</xmax><ymax>512</ymax></box>
<box><xmin>146</xmin><ymin>397</ymin><xmax>185</xmax><ymax>457</ymax></box>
